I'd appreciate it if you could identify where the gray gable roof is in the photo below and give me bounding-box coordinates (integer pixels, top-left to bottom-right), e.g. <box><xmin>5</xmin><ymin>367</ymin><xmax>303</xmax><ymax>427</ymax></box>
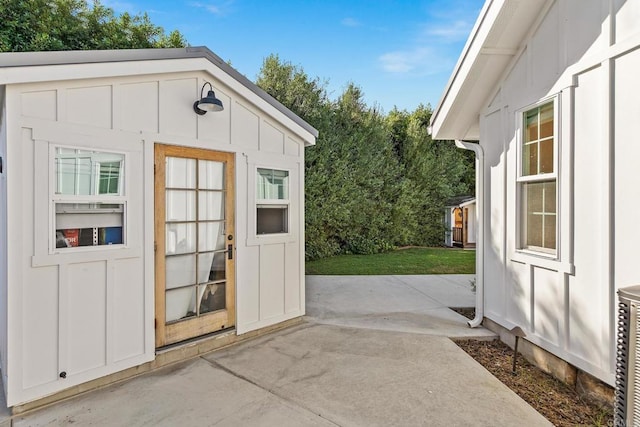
<box><xmin>0</xmin><ymin>46</ymin><xmax>318</xmax><ymax>138</ymax></box>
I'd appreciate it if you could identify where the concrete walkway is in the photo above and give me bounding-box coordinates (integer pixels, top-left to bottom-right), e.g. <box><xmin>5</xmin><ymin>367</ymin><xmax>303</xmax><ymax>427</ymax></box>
<box><xmin>6</xmin><ymin>275</ymin><xmax>551</xmax><ymax>426</ymax></box>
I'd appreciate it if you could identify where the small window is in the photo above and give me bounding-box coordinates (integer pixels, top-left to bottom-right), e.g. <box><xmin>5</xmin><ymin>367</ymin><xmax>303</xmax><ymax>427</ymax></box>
<box><xmin>518</xmin><ymin>100</ymin><xmax>557</xmax><ymax>254</ymax></box>
<box><xmin>53</xmin><ymin>148</ymin><xmax>125</xmax><ymax>249</ymax></box>
<box><xmin>256</xmin><ymin>168</ymin><xmax>289</xmax><ymax>235</ymax></box>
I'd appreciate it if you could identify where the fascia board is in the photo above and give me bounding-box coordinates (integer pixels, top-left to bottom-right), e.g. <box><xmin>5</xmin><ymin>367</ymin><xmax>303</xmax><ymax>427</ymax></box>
<box><xmin>431</xmin><ymin>0</ymin><xmax>549</xmax><ymax>140</ymax></box>
<box><xmin>430</xmin><ymin>0</ymin><xmax>502</xmax><ymax>139</ymax></box>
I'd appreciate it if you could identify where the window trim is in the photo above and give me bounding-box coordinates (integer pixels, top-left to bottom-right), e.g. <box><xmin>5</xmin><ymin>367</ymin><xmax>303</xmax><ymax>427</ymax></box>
<box><xmin>516</xmin><ymin>95</ymin><xmax>560</xmax><ymax>257</ymax></box>
<box><xmin>50</xmin><ymin>145</ymin><xmax>128</xmax><ymax>253</ymax></box>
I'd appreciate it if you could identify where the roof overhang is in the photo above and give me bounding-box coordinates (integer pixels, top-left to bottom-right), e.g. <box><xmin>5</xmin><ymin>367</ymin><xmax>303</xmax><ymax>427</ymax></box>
<box><xmin>430</xmin><ymin>0</ymin><xmax>550</xmax><ymax>140</ymax></box>
<box><xmin>0</xmin><ymin>47</ymin><xmax>318</xmax><ymax>145</ymax></box>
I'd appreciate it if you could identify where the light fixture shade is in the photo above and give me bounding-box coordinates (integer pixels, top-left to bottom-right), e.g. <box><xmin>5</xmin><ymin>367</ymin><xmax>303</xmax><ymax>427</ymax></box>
<box><xmin>193</xmin><ymin>83</ymin><xmax>224</xmax><ymax>115</ymax></box>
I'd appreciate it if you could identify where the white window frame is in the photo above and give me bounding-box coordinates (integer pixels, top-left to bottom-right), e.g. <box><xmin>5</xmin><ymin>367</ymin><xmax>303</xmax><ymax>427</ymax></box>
<box><xmin>516</xmin><ymin>96</ymin><xmax>559</xmax><ymax>258</ymax></box>
<box><xmin>50</xmin><ymin>145</ymin><xmax>128</xmax><ymax>253</ymax></box>
<box><xmin>256</xmin><ymin>167</ymin><xmax>290</xmax><ymax>236</ymax></box>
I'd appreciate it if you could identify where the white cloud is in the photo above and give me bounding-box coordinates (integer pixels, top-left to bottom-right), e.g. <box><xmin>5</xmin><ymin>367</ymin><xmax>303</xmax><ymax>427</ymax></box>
<box><xmin>190</xmin><ymin>1</ymin><xmax>234</xmax><ymax>16</ymax></box>
<box><xmin>378</xmin><ymin>47</ymin><xmax>451</xmax><ymax>75</ymax></box>
<box><xmin>421</xmin><ymin>20</ymin><xmax>472</xmax><ymax>43</ymax></box>
<box><xmin>341</xmin><ymin>17</ymin><xmax>362</xmax><ymax>27</ymax></box>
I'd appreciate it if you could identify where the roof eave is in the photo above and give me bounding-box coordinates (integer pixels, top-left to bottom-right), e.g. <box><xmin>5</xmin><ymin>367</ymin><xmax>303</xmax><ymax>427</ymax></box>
<box><xmin>430</xmin><ymin>0</ymin><xmax>550</xmax><ymax>141</ymax></box>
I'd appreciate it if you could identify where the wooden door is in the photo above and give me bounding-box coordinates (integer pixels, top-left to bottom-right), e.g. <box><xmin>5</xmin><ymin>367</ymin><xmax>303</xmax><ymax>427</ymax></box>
<box><xmin>154</xmin><ymin>144</ymin><xmax>235</xmax><ymax>348</ymax></box>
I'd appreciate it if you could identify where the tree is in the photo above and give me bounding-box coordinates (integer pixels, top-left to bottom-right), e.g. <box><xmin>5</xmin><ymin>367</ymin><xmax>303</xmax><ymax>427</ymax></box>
<box><xmin>257</xmin><ymin>56</ymin><xmax>475</xmax><ymax>259</ymax></box>
<box><xmin>0</xmin><ymin>0</ymin><xmax>187</xmax><ymax>52</ymax></box>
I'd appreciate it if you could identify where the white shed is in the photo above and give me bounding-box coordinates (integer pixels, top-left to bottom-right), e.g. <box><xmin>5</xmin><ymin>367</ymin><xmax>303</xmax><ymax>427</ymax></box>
<box><xmin>0</xmin><ymin>47</ymin><xmax>317</xmax><ymax>408</ymax></box>
<box><xmin>444</xmin><ymin>196</ymin><xmax>476</xmax><ymax>248</ymax></box>
<box><xmin>431</xmin><ymin>0</ymin><xmax>640</xmax><ymax>389</ymax></box>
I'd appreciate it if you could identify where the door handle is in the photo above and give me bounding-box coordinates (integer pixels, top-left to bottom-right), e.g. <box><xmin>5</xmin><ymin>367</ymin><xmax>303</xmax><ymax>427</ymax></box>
<box><xmin>227</xmin><ymin>244</ymin><xmax>233</xmax><ymax>260</ymax></box>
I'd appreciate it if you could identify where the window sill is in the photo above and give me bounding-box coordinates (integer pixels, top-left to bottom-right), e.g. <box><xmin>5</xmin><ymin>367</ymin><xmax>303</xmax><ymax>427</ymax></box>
<box><xmin>511</xmin><ymin>250</ymin><xmax>575</xmax><ymax>274</ymax></box>
<box><xmin>32</xmin><ymin>246</ymin><xmax>141</xmax><ymax>267</ymax></box>
<box><xmin>246</xmin><ymin>233</ymin><xmax>296</xmax><ymax>247</ymax></box>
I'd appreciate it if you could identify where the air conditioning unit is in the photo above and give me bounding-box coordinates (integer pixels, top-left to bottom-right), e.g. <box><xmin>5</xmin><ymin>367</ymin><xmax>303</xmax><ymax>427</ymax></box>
<box><xmin>616</xmin><ymin>286</ymin><xmax>640</xmax><ymax>427</ymax></box>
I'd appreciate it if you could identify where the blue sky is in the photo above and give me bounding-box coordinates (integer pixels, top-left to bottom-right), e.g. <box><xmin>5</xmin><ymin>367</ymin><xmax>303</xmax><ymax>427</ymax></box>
<box><xmin>104</xmin><ymin>0</ymin><xmax>484</xmax><ymax>113</ymax></box>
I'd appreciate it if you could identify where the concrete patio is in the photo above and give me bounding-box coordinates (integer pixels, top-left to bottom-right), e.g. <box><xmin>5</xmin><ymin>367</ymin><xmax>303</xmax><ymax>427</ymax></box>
<box><xmin>2</xmin><ymin>275</ymin><xmax>551</xmax><ymax>426</ymax></box>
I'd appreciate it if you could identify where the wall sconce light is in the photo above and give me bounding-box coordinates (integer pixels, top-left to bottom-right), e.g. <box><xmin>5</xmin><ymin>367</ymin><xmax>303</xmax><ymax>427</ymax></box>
<box><xmin>193</xmin><ymin>82</ymin><xmax>224</xmax><ymax>115</ymax></box>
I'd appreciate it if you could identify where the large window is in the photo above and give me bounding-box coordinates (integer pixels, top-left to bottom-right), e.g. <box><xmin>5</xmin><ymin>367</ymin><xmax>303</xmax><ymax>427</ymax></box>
<box><xmin>53</xmin><ymin>148</ymin><xmax>125</xmax><ymax>249</ymax></box>
<box><xmin>519</xmin><ymin>100</ymin><xmax>557</xmax><ymax>254</ymax></box>
<box><xmin>256</xmin><ymin>168</ymin><xmax>289</xmax><ymax>235</ymax></box>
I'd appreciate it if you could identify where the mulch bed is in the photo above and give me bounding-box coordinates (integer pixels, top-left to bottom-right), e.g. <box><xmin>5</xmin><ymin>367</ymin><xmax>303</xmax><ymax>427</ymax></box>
<box><xmin>451</xmin><ymin>308</ymin><xmax>613</xmax><ymax>426</ymax></box>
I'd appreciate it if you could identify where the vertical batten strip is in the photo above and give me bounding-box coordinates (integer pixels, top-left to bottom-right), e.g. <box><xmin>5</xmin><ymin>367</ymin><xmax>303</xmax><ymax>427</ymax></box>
<box><xmin>57</xmin><ymin>263</ymin><xmax>68</xmax><ymax>381</ymax></box>
<box><xmin>105</xmin><ymin>259</ymin><xmax>114</xmax><ymax>365</ymax></box>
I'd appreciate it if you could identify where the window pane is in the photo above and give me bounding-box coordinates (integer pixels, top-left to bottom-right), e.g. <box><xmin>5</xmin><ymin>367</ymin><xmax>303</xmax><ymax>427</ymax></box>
<box><xmin>526</xmin><ymin>214</ymin><xmax>543</xmax><ymax>247</ymax></box>
<box><xmin>55</xmin><ymin>149</ymin><xmax>123</xmax><ymax>196</ymax></box>
<box><xmin>198</xmin><ymin>191</ymin><xmax>224</xmax><ymax>221</ymax></box>
<box><xmin>198</xmin><ymin>222</ymin><xmax>225</xmax><ymax>252</ymax></box>
<box><xmin>257</xmin><ymin>168</ymin><xmax>289</xmax><ymax>199</ymax></box>
<box><xmin>99</xmin><ymin>162</ymin><xmax>121</xmax><ymax>194</ymax></box>
<box><xmin>544</xmin><ymin>182</ymin><xmax>556</xmax><ymax>214</ymax></box>
<box><xmin>166</xmin><ymin>157</ymin><xmax>196</xmax><ymax>189</ymax></box>
<box><xmin>199</xmin><ymin>283</ymin><xmax>225</xmax><ymax>315</ymax></box>
<box><xmin>539</xmin><ymin>138</ymin><xmax>554</xmax><ymax>174</ymax></box>
<box><xmin>522</xmin><ymin>142</ymin><xmax>537</xmax><ymax>176</ymax></box>
<box><xmin>522</xmin><ymin>180</ymin><xmax>557</xmax><ymax>251</ymax></box>
<box><xmin>257</xmin><ymin>206</ymin><xmax>288</xmax><ymax>234</ymax></box>
<box><xmin>544</xmin><ymin>215</ymin><xmax>556</xmax><ymax>249</ymax></box>
<box><xmin>165</xmin><ymin>254</ymin><xmax>196</xmax><ymax>289</ymax></box>
<box><xmin>166</xmin><ymin>190</ymin><xmax>196</xmax><ymax>221</ymax></box>
<box><xmin>55</xmin><ymin>203</ymin><xmax>125</xmax><ymax>248</ymax></box>
<box><xmin>527</xmin><ymin>182</ymin><xmax>543</xmax><ymax>213</ymax></box>
<box><xmin>166</xmin><ymin>223</ymin><xmax>196</xmax><ymax>255</ymax></box>
<box><xmin>199</xmin><ymin>160</ymin><xmax>224</xmax><ymax>190</ymax></box>
<box><xmin>524</xmin><ymin>110</ymin><xmax>538</xmax><ymax>142</ymax></box>
<box><xmin>199</xmin><ymin>251</ymin><xmax>226</xmax><ymax>283</ymax></box>
<box><xmin>539</xmin><ymin>103</ymin><xmax>554</xmax><ymax>138</ymax></box>
<box><xmin>166</xmin><ymin>287</ymin><xmax>196</xmax><ymax>322</ymax></box>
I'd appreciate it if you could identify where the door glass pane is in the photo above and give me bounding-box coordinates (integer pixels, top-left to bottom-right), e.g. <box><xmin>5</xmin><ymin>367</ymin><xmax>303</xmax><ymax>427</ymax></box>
<box><xmin>199</xmin><ymin>191</ymin><xmax>224</xmax><ymax>221</ymax></box>
<box><xmin>166</xmin><ymin>157</ymin><xmax>196</xmax><ymax>189</ymax></box>
<box><xmin>166</xmin><ymin>254</ymin><xmax>196</xmax><ymax>289</ymax></box>
<box><xmin>199</xmin><ymin>251</ymin><xmax>226</xmax><ymax>282</ymax></box>
<box><xmin>198</xmin><ymin>252</ymin><xmax>214</xmax><ymax>283</ymax></box>
<box><xmin>166</xmin><ymin>287</ymin><xmax>196</xmax><ymax>322</ymax></box>
<box><xmin>199</xmin><ymin>160</ymin><xmax>224</xmax><ymax>190</ymax></box>
<box><xmin>166</xmin><ymin>190</ymin><xmax>196</xmax><ymax>221</ymax></box>
<box><xmin>166</xmin><ymin>223</ymin><xmax>196</xmax><ymax>255</ymax></box>
<box><xmin>199</xmin><ymin>283</ymin><xmax>226</xmax><ymax>315</ymax></box>
<box><xmin>198</xmin><ymin>222</ymin><xmax>225</xmax><ymax>252</ymax></box>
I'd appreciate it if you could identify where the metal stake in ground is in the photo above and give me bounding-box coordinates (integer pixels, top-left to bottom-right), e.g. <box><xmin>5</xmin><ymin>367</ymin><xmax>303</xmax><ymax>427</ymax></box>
<box><xmin>510</xmin><ymin>326</ymin><xmax>526</xmax><ymax>375</ymax></box>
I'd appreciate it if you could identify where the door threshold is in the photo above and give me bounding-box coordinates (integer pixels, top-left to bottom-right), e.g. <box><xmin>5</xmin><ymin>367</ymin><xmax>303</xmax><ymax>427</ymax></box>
<box><xmin>156</xmin><ymin>327</ymin><xmax>236</xmax><ymax>355</ymax></box>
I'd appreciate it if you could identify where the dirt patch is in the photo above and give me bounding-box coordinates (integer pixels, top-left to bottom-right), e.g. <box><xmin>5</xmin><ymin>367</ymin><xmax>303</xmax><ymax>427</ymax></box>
<box><xmin>451</xmin><ymin>323</ymin><xmax>613</xmax><ymax>426</ymax></box>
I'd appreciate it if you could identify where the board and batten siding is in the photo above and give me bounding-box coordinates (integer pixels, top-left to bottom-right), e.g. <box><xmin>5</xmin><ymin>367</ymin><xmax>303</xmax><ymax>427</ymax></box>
<box><xmin>479</xmin><ymin>0</ymin><xmax>640</xmax><ymax>385</ymax></box>
<box><xmin>3</xmin><ymin>70</ymin><xmax>306</xmax><ymax>406</ymax></box>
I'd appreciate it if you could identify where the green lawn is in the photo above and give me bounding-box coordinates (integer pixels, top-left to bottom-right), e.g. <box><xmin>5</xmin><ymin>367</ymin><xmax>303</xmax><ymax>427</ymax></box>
<box><xmin>305</xmin><ymin>247</ymin><xmax>475</xmax><ymax>275</ymax></box>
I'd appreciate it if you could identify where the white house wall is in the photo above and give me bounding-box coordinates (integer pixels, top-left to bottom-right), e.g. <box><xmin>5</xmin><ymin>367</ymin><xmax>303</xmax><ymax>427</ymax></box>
<box><xmin>480</xmin><ymin>0</ymin><xmax>640</xmax><ymax>385</ymax></box>
<box><xmin>4</xmin><ymin>69</ymin><xmax>307</xmax><ymax>406</ymax></box>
